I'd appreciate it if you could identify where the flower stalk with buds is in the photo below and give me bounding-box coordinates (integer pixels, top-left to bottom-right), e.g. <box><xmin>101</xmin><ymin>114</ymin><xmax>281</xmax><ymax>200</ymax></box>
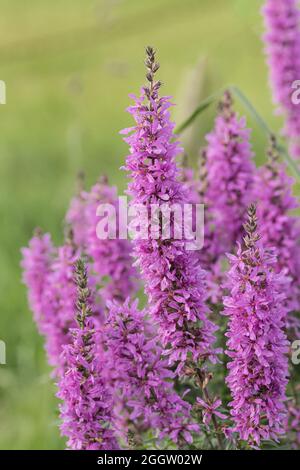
<box><xmin>223</xmin><ymin>205</ymin><xmax>290</xmax><ymax>446</ymax></box>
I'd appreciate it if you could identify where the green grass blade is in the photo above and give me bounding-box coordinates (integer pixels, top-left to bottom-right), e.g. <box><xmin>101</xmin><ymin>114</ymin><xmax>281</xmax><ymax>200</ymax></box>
<box><xmin>230</xmin><ymin>85</ymin><xmax>273</xmax><ymax>135</ymax></box>
<box><xmin>175</xmin><ymin>89</ymin><xmax>224</xmax><ymax>134</ymax></box>
<box><xmin>230</xmin><ymin>85</ymin><xmax>300</xmax><ymax>180</ymax></box>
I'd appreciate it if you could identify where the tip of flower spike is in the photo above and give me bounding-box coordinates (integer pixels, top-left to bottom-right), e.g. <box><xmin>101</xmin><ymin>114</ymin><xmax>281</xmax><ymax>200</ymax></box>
<box><xmin>97</xmin><ymin>174</ymin><xmax>109</xmax><ymax>187</ymax></box>
<box><xmin>64</xmin><ymin>226</ymin><xmax>75</xmax><ymax>247</ymax></box>
<box><xmin>198</xmin><ymin>148</ymin><xmax>208</xmax><ymax>198</ymax></box>
<box><xmin>266</xmin><ymin>134</ymin><xmax>280</xmax><ymax>167</ymax></box>
<box><xmin>243</xmin><ymin>204</ymin><xmax>260</xmax><ymax>249</ymax></box>
<box><xmin>33</xmin><ymin>226</ymin><xmax>43</xmax><ymax>238</ymax></box>
<box><xmin>76</xmin><ymin>170</ymin><xmax>85</xmax><ymax>193</ymax></box>
<box><xmin>74</xmin><ymin>258</ymin><xmax>92</xmax><ymax>328</ymax></box>
<box><xmin>143</xmin><ymin>46</ymin><xmax>161</xmax><ymax>100</ymax></box>
<box><xmin>218</xmin><ymin>90</ymin><xmax>234</xmax><ymax>120</ymax></box>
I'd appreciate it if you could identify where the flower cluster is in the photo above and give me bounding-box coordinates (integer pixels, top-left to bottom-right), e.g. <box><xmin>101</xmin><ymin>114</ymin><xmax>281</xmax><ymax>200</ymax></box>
<box><xmin>254</xmin><ymin>137</ymin><xmax>300</xmax><ymax>334</ymax></box>
<box><xmin>262</xmin><ymin>0</ymin><xmax>300</xmax><ymax>159</ymax></box>
<box><xmin>66</xmin><ymin>176</ymin><xmax>137</xmax><ymax>303</ymax></box>
<box><xmin>204</xmin><ymin>91</ymin><xmax>254</xmax><ymax>254</ymax></box>
<box><xmin>39</xmin><ymin>242</ymin><xmax>80</xmax><ymax>374</ymax></box>
<box><xmin>21</xmin><ymin>43</ymin><xmax>300</xmax><ymax>450</ymax></box>
<box><xmin>85</xmin><ymin>178</ymin><xmax>137</xmax><ymax>302</ymax></box>
<box><xmin>223</xmin><ymin>205</ymin><xmax>290</xmax><ymax>445</ymax></box>
<box><xmin>104</xmin><ymin>299</ymin><xmax>198</xmax><ymax>446</ymax></box>
<box><xmin>21</xmin><ymin>230</ymin><xmax>54</xmax><ymax>333</ymax></box>
<box><xmin>57</xmin><ymin>259</ymin><xmax>118</xmax><ymax>449</ymax></box>
<box><xmin>122</xmin><ymin>46</ymin><xmax>218</xmax><ymax>373</ymax></box>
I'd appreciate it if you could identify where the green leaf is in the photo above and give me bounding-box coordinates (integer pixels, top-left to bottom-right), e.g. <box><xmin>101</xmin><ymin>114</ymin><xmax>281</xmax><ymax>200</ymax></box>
<box><xmin>276</xmin><ymin>143</ymin><xmax>300</xmax><ymax>180</ymax></box>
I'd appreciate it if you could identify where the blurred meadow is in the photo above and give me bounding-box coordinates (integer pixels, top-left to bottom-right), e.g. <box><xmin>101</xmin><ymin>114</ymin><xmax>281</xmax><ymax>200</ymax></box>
<box><xmin>0</xmin><ymin>0</ymin><xmax>290</xmax><ymax>449</ymax></box>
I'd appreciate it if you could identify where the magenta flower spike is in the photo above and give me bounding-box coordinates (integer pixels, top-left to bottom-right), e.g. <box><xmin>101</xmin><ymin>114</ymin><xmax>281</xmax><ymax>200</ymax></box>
<box><xmin>104</xmin><ymin>299</ymin><xmax>198</xmax><ymax>446</ymax></box>
<box><xmin>85</xmin><ymin>176</ymin><xmax>137</xmax><ymax>303</ymax></box>
<box><xmin>21</xmin><ymin>229</ymin><xmax>55</xmax><ymax>333</ymax></box>
<box><xmin>122</xmin><ymin>47</ymin><xmax>218</xmax><ymax>373</ymax></box>
<box><xmin>254</xmin><ymin>137</ymin><xmax>300</xmax><ymax>335</ymax></box>
<box><xmin>223</xmin><ymin>205</ymin><xmax>290</xmax><ymax>446</ymax></box>
<box><xmin>66</xmin><ymin>175</ymin><xmax>137</xmax><ymax>303</ymax></box>
<box><xmin>262</xmin><ymin>0</ymin><xmax>300</xmax><ymax>159</ymax></box>
<box><xmin>57</xmin><ymin>259</ymin><xmax>118</xmax><ymax>450</ymax></box>
<box><xmin>41</xmin><ymin>241</ymin><xmax>80</xmax><ymax>375</ymax></box>
<box><xmin>204</xmin><ymin>91</ymin><xmax>255</xmax><ymax>254</ymax></box>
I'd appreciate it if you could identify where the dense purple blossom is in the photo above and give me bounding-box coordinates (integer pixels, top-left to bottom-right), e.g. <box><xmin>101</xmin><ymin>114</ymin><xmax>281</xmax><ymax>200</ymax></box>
<box><xmin>66</xmin><ymin>176</ymin><xmax>137</xmax><ymax>303</ymax></box>
<box><xmin>197</xmin><ymin>149</ymin><xmax>227</xmax><ymax>305</ymax></box>
<box><xmin>57</xmin><ymin>259</ymin><xmax>118</xmax><ymax>450</ymax></box>
<box><xmin>223</xmin><ymin>205</ymin><xmax>290</xmax><ymax>445</ymax></box>
<box><xmin>122</xmin><ymin>47</ymin><xmax>218</xmax><ymax>373</ymax></box>
<box><xmin>85</xmin><ymin>177</ymin><xmax>137</xmax><ymax>302</ymax></box>
<box><xmin>262</xmin><ymin>0</ymin><xmax>300</xmax><ymax>159</ymax></box>
<box><xmin>104</xmin><ymin>299</ymin><xmax>198</xmax><ymax>446</ymax></box>
<box><xmin>254</xmin><ymin>138</ymin><xmax>300</xmax><ymax>334</ymax></box>
<box><xmin>204</xmin><ymin>91</ymin><xmax>254</xmax><ymax>254</ymax></box>
<box><xmin>41</xmin><ymin>243</ymin><xmax>80</xmax><ymax>374</ymax></box>
<box><xmin>21</xmin><ymin>230</ymin><xmax>54</xmax><ymax>333</ymax></box>
<box><xmin>65</xmin><ymin>190</ymin><xmax>88</xmax><ymax>248</ymax></box>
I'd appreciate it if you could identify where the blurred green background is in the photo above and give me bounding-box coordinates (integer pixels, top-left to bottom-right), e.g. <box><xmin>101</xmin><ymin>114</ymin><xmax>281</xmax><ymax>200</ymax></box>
<box><xmin>0</xmin><ymin>0</ymin><xmax>289</xmax><ymax>449</ymax></box>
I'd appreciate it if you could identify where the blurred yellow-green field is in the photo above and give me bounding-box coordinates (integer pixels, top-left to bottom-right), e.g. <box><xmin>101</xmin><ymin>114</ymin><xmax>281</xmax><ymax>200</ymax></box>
<box><xmin>0</xmin><ymin>0</ymin><xmax>290</xmax><ymax>449</ymax></box>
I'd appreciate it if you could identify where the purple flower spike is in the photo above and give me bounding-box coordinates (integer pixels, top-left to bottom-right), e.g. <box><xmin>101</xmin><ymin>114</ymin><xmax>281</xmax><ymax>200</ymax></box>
<box><xmin>66</xmin><ymin>175</ymin><xmax>138</xmax><ymax>304</ymax></box>
<box><xmin>41</xmin><ymin>241</ymin><xmax>80</xmax><ymax>375</ymax></box>
<box><xmin>21</xmin><ymin>229</ymin><xmax>55</xmax><ymax>333</ymax></box>
<box><xmin>223</xmin><ymin>205</ymin><xmax>290</xmax><ymax>446</ymax></box>
<box><xmin>57</xmin><ymin>259</ymin><xmax>118</xmax><ymax>450</ymax></box>
<box><xmin>204</xmin><ymin>91</ymin><xmax>254</xmax><ymax>254</ymax></box>
<box><xmin>122</xmin><ymin>46</ymin><xmax>218</xmax><ymax>373</ymax></box>
<box><xmin>85</xmin><ymin>177</ymin><xmax>137</xmax><ymax>303</ymax></box>
<box><xmin>262</xmin><ymin>0</ymin><xmax>300</xmax><ymax>159</ymax></box>
<box><xmin>254</xmin><ymin>137</ymin><xmax>300</xmax><ymax>335</ymax></box>
<box><xmin>104</xmin><ymin>299</ymin><xmax>198</xmax><ymax>446</ymax></box>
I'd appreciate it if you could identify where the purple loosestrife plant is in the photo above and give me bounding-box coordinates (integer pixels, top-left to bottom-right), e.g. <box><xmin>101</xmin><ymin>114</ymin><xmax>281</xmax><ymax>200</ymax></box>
<box><xmin>262</xmin><ymin>0</ymin><xmax>300</xmax><ymax>159</ymax></box>
<box><xmin>204</xmin><ymin>91</ymin><xmax>254</xmax><ymax>255</ymax></box>
<box><xmin>104</xmin><ymin>299</ymin><xmax>198</xmax><ymax>447</ymax></box>
<box><xmin>122</xmin><ymin>46</ymin><xmax>218</xmax><ymax>373</ymax></box>
<box><xmin>41</xmin><ymin>240</ymin><xmax>80</xmax><ymax>375</ymax></box>
<box><xmin>197</xmin><ymin>149</ymin><xmax>226</xmax><ymax>306</ymax></box>
<box><xmin>85</xmin><ymin>176</ymin><xmax>137</xmax><ymax>302</ymax></box>
<box><xmin>66</xmin><ymin>175</ymin><xmax>137</xmax><ymax>303</ymax></box>
<box><xmin>223</xmin><ymin>205</ymin><xmax>290</xmax><ymax>446</ymax></box>
<box><xmin>65</xmin><ymin>190</ymin><xmax>88</xmax><ymax>249</ymax></box>
<box><xmin>21</xmin><ymin>229</ymin><xmax>54</xmax><ymax>333</ymax></box>
<box><xmin>57</xmin><ymin>259</ymin><xmax>118</xmax><ymax>450</ymax></box>
<box><xmin>254</xmin><ymin>137</ymin><xmax>300</xmax><ymax>335</ymax></box>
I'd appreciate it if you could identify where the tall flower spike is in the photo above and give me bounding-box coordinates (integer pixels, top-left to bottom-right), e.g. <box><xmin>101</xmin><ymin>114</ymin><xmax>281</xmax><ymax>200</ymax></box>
<box><xmin>254</xmin><ymin>136</ymin><xmax>300</xmax><ymax>335</ymax></box>
<box><xmin>21</xmin><ymin>229</ymin><xmax>54</xmax><ymax>333</ymax></box>
<box><xmin>122</xmin><ymin>47</ymin><xmax>218</xmax><ymax>373</ymax></box>
<box><xmin>223</xmin><ymin>204</ymin><xmax>290</xmax><ymax>446</ymax></box>
<box><xmin>262</xmin><ymin>0</ymin><xmax>300</xmax><ymax>159</ymax></box>
<box><xmin>204</xmin><ymin>90</ymin><xmax>254</xmax><ymax>254</ymax></box>
<box><xmin>66</xmin><ymin>175</ymin><xmax>138</xmax><ymax>303</ymax></box>
<box><xmin>85</xmin><ymin>176</ymin><xmax>138</xmax><ymax>302</ymax></box>
<box><xmin>104</xmin><ymin>299</ymin><xmax>198</xmax><ymax>446</ymax></box>
<box><xmin>57</xmin><ymin>259</ymin><xmax>118</xmax><ymax>450</ymax></box>
<box><xmin>41</xmin><ymin>240</ymin><xmax>80</xmax><ymax>375</ymax></box>
<box><xmin>197</xmin><ymin>149</ymin><xmax>226</xmax><ymax>305</ymax></box>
